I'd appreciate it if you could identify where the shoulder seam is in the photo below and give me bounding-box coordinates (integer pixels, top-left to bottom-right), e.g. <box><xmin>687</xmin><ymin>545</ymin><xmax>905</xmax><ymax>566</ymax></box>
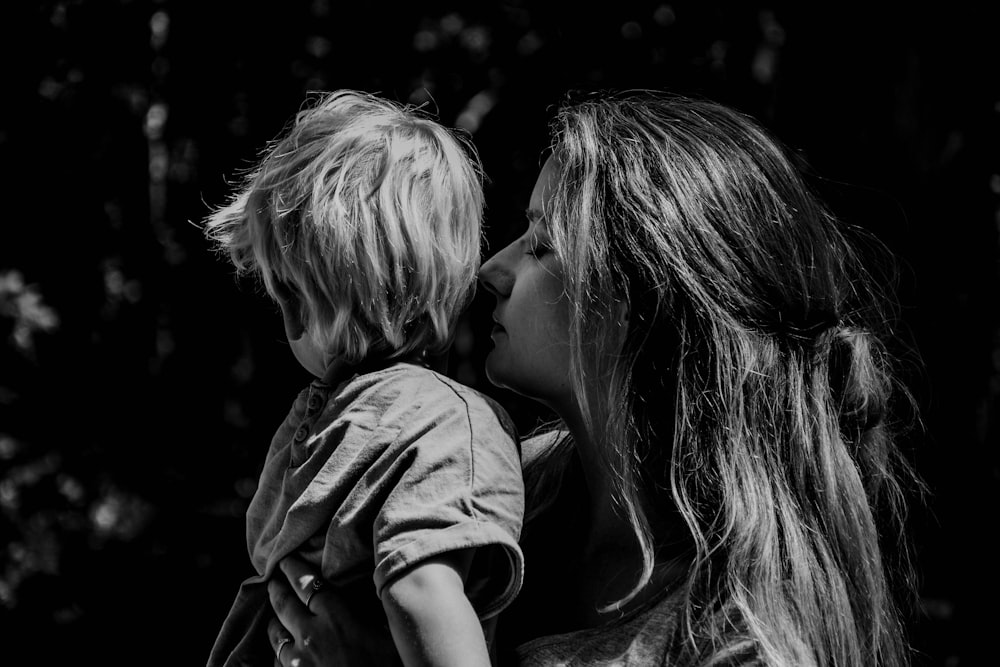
<box><xmin>428</xmin><ymin>373</ymin><xmax>477</xmax><ymax>514</ymax></box>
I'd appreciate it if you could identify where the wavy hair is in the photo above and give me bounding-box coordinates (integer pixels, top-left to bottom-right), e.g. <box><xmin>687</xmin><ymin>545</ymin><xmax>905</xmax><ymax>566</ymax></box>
<box><xmin>536</xmin><ymin>91</ymin><xmax>924</xmax><ymax>666</ymax></box>
<box><xmin>203</xmin><ymin>90</ymin><xmax>485</xmax><ymax>362</ymax></box>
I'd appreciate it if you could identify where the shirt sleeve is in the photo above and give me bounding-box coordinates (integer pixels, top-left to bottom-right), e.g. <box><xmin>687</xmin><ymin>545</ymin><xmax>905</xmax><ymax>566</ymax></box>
<box><xmin>371</xmin><ymin>378</ymin><xmax>525</xmax><ymax>621</ymax></box>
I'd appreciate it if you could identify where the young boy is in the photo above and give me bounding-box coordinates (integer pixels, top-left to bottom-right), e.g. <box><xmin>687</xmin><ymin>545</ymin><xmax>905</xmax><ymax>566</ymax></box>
<box><xmin>204</xmin><ymin>90</ymin><xmax>524</xmax><ymax>666</ymax></box>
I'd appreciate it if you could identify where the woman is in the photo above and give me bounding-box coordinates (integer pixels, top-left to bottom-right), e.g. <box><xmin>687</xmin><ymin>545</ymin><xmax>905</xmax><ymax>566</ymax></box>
<box><xmin>264</xmin><ymin>90</ymin><xmax>923</xmax><ymax>666</ymax></box>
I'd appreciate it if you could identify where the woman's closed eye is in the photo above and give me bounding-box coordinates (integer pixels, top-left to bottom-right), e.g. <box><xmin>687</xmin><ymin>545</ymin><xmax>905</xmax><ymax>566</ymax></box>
<box><xmin>524</xmin><ymin>208</ymin><xmax>553</xmax><ymax>259</ymax></box>
<box><xmin>526</xmin><ymin>240</ymin><xmax>552</xmax><ymax>259</ymax></box>
<box><xmin>525</xmin><ymin>228</ymin><xmax>553</xmax><ymax>259</ymax></box>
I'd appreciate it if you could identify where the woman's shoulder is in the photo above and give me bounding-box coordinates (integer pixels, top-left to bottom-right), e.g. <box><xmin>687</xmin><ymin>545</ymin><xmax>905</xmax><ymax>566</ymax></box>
<box><xmin>513</xmin><ymin>592</ymin><xmax>764</xmax><ymax>667</ymax></box>
<box><xmin>513</xmin><ymin>592</ymin><xmax>681</xmax><ymax>666</ymax></box>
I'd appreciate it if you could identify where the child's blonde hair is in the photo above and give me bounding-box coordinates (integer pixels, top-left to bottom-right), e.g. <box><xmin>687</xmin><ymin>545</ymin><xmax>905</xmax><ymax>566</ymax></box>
<box><xmin>204</xmin><ymin>89</ymin><xmax>485</xmax><ymax>363</ymax></box>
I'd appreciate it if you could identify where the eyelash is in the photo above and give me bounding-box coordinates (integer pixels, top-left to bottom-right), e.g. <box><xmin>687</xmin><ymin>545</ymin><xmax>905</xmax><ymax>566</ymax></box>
<box><xmin>526</xmin><ymin>242</ymin><xmax>551</xmax><ymax>258</ymax></box>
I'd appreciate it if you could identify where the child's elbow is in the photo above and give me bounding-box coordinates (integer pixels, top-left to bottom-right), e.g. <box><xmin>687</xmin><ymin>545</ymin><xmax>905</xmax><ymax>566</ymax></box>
<box><xmin>381</xmin><ymin>554</ymin><xmax>469</xmax><ymax>614</ymax></box>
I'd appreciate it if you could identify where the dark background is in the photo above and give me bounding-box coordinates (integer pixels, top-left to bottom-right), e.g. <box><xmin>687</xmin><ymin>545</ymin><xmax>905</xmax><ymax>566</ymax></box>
<box><xmin>1</xmin><ymin>1</ymin><xmax>997</xmax><ymax>665</ymax></box>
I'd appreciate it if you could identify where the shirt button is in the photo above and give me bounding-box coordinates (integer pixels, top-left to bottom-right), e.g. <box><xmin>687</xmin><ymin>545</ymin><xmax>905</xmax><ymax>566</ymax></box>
<box><xmin>293</xmin><ymin>424</ymin><xmax>310</xmax><ymax>443</ymax></box>
<box><xmin>306</xmin><ymin>393</ymin><xmax>324</xmax><ymax>414</ymax></box>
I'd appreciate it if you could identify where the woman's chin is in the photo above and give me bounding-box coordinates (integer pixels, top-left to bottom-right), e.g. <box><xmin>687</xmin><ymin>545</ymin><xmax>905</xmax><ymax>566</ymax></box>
<box><xmin>484</xmin><ymin>354</ymin><xmax>522</xmax><ymax>395</ymax></box>
<box><xmin>483</xmin><ymin>354</ymin><xmax>505</xmax><ymax>389</ymax></box>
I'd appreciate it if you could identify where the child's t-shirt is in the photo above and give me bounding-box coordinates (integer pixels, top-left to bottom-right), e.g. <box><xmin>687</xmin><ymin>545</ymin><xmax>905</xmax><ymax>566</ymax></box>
<box><xmin>208</xmin><ymin>361</ymin><xmax>525</xmax><ymax>666</ymax></box>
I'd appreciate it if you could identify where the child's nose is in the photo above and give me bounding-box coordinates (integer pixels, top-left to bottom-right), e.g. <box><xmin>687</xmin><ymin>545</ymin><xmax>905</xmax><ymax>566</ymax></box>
<box><xmin>478</xmin><ymin>253</ymin><xmax>513</xmax><ymax>298</ymax></box>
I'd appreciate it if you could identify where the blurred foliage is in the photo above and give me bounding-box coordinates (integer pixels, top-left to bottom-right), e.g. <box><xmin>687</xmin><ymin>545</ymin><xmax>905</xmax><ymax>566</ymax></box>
<box><xmin>0</xmin><ymin>1</ymin><xmax>996</xmax><ymax>665</ymax></box>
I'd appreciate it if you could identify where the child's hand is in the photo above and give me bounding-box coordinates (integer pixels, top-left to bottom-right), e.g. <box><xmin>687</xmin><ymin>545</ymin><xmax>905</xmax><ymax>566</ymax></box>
<box><xmin>267</xmin><ymin>555</ymin><xmax>400</xmax><ymax>666</ymax></box>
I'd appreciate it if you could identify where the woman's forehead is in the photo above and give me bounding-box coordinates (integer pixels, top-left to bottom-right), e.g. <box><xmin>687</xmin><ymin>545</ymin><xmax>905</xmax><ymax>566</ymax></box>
<box><xmin>525</xmin><ymin>207</ymin><xmax>545</xmax><ymax>227</ymax></box>
<box><xmin>530</xmin><ymin>156</ymin><xmax>560</xmax><ymax>207</ymax></box>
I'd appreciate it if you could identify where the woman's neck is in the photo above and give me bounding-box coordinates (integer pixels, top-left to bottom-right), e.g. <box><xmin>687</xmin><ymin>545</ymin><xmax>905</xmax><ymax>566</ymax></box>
<box><xmin>559</xmin><ymin>406</ymin><xmax>689</xmax><ymax>617</ymax></box>
<box><xmin>560</xmin><ymin>410</ymin><xmax>641</xmax><ymax>561</ymax></box>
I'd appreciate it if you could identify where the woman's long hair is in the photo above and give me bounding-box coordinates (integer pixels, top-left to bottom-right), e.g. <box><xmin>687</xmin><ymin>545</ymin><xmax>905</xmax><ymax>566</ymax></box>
<box><xmin>538</xmin><ymin>91</ymin><xmax>924</xmax><ymax>666</ymax></box>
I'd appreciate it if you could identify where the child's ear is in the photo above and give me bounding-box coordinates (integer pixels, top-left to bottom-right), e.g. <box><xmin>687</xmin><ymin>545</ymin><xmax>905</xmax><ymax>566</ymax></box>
<box><xmin>273</xmin><ymin>281</ymin><xmax>307</xmax><ymax>341</ymax></box>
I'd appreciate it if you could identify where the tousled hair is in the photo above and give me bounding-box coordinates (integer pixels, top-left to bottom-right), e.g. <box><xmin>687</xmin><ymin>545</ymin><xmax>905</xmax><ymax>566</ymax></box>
<box><xmin>203</xmin><ymin>89</ymin><xmax>484</xmax><ymax>362</ymax></box>
<box><xmin>533</xmin><ymin>91</ymin><xmax>924</xmax><ymax>666</ymax></box>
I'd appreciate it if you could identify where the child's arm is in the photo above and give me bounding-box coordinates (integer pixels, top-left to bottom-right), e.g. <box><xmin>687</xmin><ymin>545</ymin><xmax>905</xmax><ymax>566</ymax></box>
<box><xmin>380</xmin><ymin>548</ymin><xmax>492</xmax><ymax>667</ymax></box>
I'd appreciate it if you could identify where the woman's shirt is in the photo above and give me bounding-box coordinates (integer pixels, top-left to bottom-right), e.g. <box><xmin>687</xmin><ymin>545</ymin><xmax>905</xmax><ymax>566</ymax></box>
<box><xmin>513</xmin><ymin>592</ymin><xmax>679</xmax><ymax>665</ymax></box>
<box><xmin>501</xmin><ymin>432</ymin><xmax>762</xmax><ymax>666</ymax></box>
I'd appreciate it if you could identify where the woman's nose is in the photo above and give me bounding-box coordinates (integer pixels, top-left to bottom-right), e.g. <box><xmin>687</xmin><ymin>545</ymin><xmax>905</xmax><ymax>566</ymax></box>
<box><xmin>478</xmin><ymin>250</ymin><xmax>513</xmax><ymax>298</ymax></box>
